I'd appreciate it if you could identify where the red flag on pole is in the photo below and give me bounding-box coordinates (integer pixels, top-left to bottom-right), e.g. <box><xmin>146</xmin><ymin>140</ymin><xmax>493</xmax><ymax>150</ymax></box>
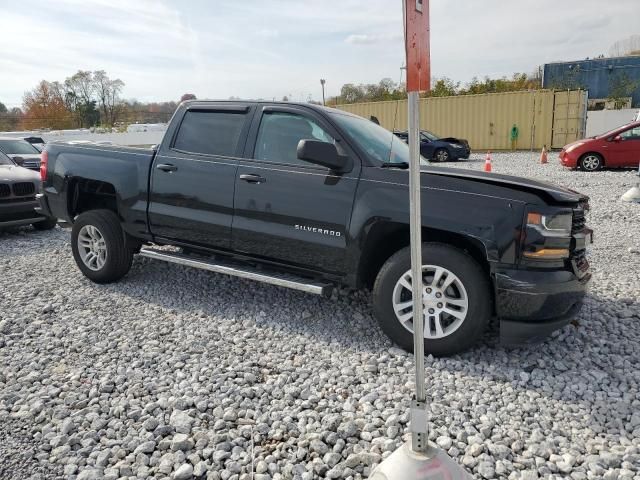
<box><xmin>404</xmin><ymin>0</ymin><xmax>431</xmax><ymax>93</ymax></box>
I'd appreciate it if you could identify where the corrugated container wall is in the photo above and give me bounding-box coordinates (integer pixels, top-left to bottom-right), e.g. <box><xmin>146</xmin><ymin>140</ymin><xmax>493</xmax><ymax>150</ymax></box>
<box><xmin>335</xmin><ymin>89</ymin><xmax>586</xmax><ymax>151</ymax></box>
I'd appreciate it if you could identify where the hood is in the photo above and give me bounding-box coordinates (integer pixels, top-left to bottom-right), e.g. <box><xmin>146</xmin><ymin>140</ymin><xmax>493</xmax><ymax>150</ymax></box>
<box><xmin>439</xmin><ymin>137</ymin><xmax>464</xmax><ymax>144</ymax></box>
<box><xmin>563</xmin><ymin>139</ymin><xmax>589</xmax><ymax>149</ymax></box>
<box><xmin>424</xmin><ymin>166</ymin><xmax>587</xmax><ymax>204</ymax></box>
<box><xmin>0</xmin><ymin>165</ymin><xmax>41</xmax><ymax>182</ymax></box>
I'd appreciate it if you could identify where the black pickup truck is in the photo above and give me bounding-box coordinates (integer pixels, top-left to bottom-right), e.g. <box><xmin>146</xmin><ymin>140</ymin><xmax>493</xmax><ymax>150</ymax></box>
<box><xmin>38</xmin><ymin>101</ymin><xmax>592</xmax><ymax>356</ymax></box>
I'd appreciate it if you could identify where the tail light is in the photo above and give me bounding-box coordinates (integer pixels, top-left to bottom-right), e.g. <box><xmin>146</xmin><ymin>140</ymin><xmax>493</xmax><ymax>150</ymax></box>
<box><xmin>40</xmin><ymin>150</ymin><xmax>48</xmax><ymax>182</ymax></box>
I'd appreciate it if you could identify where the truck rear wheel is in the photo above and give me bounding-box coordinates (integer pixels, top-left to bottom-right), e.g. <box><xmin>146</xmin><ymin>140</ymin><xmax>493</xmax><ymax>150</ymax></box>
<box><xmin>71</xmin><ymin>210</ymin><xmax>133</xmax><ymax>283</ymax></box>
<box><xmin>372</xmin><ymin>242</ymin><xmax>491</xmax><ymax>356</ymax></box>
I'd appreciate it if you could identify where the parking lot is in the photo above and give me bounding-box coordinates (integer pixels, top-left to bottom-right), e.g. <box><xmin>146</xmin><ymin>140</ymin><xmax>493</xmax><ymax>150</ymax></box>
<box><xmin>1</xmin><ymin>152</ymin><xmax>639</xmax><ymax>479</ymax></box>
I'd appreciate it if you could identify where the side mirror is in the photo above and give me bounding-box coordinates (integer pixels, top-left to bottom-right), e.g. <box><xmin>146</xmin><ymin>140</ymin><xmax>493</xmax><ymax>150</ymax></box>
<box><xmin>13</xmin><ymin>156</ymin><xmax>25</xmax><ymax>166</ymax></box>
<box><xmin>297</xmin><ymin>139</ymin><xmax>350</xmax><ymax>172</ymax></box>
<box><xmin>613</xmin><ymin>135</ymin><xmax>623</xmax><ymax>142</ymax></box>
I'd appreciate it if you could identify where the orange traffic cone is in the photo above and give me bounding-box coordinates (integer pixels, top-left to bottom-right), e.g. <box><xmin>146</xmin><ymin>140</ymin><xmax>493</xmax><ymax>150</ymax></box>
<box><xmin>484</xmin><ymin>151</ymin><xmax>492</xmax><ymax>172</ymax></box>
<box><xmin>540</xmin><ymin>145</ymin><xmax>548</xmax><ymax>164</ymax></box>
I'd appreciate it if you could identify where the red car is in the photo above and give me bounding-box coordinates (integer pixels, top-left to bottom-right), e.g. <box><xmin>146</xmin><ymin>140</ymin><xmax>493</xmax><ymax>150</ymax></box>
<box><xmin>560</xmin><ymin>121</ymin><xmax>640</xmax><ymax>171</ymax></box>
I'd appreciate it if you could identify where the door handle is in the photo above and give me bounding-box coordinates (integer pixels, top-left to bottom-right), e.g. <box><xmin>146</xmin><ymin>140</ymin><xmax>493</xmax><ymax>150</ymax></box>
<box><xmin>239</xmin><ymin>173</ymin><xmax>266</xmax><ymax>184</ymax></box>
<box><xmin>156</xmin><ymin>163</ymin><xmax>178</xmax><ymax>172</ymax></box>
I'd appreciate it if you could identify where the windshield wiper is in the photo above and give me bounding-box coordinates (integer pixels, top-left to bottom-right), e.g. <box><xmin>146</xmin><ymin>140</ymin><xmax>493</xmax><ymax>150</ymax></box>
<box><xmin>380</xmin><ymin>161</ymin><xmax>409</xmax><ymax>169</ymax></box>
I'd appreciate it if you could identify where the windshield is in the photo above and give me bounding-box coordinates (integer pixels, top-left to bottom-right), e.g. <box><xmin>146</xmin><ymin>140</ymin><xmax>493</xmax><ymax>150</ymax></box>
<box><xmin>421</xmin><ymin>130</ymin><xmax>439</xmax><ymax>141</ymax></box>
<box><xmin>596</xmin><ymin>123</ymin><xmax>635</xmax><ymax>139</ymax></box>
<box><xmin>330</xmin><ymin>112</ymin><xmax>416</xmax><ymax>164</ymax></box>
<box><xmin>0</xmin><ymin>139</ymin><xmax>40</xmax><ymax>155</ymax></box>
<box><xmin>0</xmin><ymin>151</ymin><xmax>14</xmax><ymax>165</ymax></box>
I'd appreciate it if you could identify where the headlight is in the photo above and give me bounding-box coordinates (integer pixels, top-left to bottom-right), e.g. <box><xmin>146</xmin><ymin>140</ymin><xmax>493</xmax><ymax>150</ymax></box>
<box><xmin>522</xmin><ymin>211</ymin><xmax>573</xmax><ymax>260</ymax></box>
<box><xmin>565</xmin><ymin>142</ymin><xmax>584</xmax><ymax>153</ymax></box>
<box><xmin>448</xmin><ymin>143</ymin><xmax>464</xmax><ymax>149</ymax></box>
<box><xmin>526</xmin><ymin>212</ymin><xmax>572</xmax><ymax>235</ymax></box>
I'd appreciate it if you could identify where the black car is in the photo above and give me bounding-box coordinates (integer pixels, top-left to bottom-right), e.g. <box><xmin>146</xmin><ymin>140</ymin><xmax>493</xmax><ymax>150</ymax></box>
<box><xmin>39</xmin><ymin>101</ymin><xmax>591</xmax><ymax>356</ymax></box>
<box><xmin>0</xmin><ymin>151</ymin><xmax>57</xmax><ymax>230</ymax></box>
<box><xmin>394</xmin><ymin>130</ymin><xmax>470</xmax><ymax>162</ymax></box>
<box><xmin>0</xmin><ymin>137</ymin><xmax>42</xmax><ymax>171</ymax></box>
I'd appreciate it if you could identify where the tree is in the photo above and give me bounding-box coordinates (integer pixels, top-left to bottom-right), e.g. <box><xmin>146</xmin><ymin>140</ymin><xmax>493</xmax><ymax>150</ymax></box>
<box><xmin>0</xmin><ymin>102</ymin><xmax>22</xmax><ymax>132</ymax></box>
<box><xmin>608</xmin><ymin>72</ymin><xmax>639</xmax><ymax>109</ymax></box>
<box><xmin>22</xmin><ymin>80</ymin><xmax>74</xmax><ymax>130</ymax></box>
<box><xmin>180</xmin><ymin>93</ymin><xmax>197</xmax><ymax>102</ymax></box>
<box><xmin>425</xmin><ymin>77</ymin><xmax>459</xmax><ymax>97</ymax></box>
<box><xmin>609</xmin><ymin>35</ymin><xmax>640</xmax><ymax>57</ymax></box>
<box><xmin>460</xmin><ymin>73</ymin><xmax>542</xmax><ymax>95</ymax></box>
<box><xmin>94</xmin><ymin>70</ymin><xmax>125</xmax><ymax>127</ymax></box>
<box><xmin>64</xmin><ymin>70</ymin><xmax>98</xmax><ymax>127</ymax></box>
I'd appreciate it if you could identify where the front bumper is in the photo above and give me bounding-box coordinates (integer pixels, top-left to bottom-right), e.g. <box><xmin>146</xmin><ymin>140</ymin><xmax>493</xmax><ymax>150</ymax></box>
<box><xmin>0</xmin><ymin>198</ymin><xmax>47</xmax><ymax>227</ymax></box>
<box><xmin>494</xmin><ymin>267</ymin><xmax>590</xmax><ymax>345</ymax></box>
<box><xmin>452</xmin><ymin>148</ymin><xmax>471</xmax><ymax>160</ymax></box>
<box><xmin>35</xmin><ymin>193</ymin><xmax>54</xmax><ymax>218</ymax></box>
<box><xmin>559</xmin><ymin>149</ymin><xmax>578</xmax><ymax>168</ymax></box>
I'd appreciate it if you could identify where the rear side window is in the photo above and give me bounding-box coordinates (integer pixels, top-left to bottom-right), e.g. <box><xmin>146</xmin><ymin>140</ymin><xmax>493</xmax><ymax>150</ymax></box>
<box><xmin>173</xmin><ymin>110</ymin><xmax>246</xmax><ymax>156</ymax></box>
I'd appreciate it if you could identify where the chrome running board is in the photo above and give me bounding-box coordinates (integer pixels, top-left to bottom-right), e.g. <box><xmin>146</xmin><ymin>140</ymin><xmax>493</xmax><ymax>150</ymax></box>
<box><xmin>139</xmin><ymin>247</ymin><xmax>332</xmax><ymax>296</ymax></box>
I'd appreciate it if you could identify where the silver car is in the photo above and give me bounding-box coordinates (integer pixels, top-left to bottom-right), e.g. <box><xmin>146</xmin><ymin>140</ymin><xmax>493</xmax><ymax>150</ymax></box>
<box><xmin>0</xmin><ymin>137</ymin><xmax>42</xmax><ymax>171</ymax></box>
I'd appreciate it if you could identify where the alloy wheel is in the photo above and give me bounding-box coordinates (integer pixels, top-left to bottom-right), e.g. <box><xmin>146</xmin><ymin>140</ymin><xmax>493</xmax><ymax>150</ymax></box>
<box><xmin>77</xmin><ymin>225</ymin><xmax>107</xmax><ymax>271</ymax></box>
<box><xmin>392</xmin><ymin>265</ymin><xmax>469</xmax><ymax>339</ymax></box>
<box><xmin>436</xmin><ymin>150</ymin><xmax>449</xmax><ymax>162</ymax></box>
<box><xmin>581</xmin><ymin>155</ymin><xmax>601</xmax><ymax>171</ymax></box>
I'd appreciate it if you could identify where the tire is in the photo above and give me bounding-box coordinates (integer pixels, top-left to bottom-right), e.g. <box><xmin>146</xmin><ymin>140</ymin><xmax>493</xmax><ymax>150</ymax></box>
<box><xmin>434</xmin><ymin>148</ymin><xmax>450</xmax><ymax>162</ymax></box>
<box><xmin>33</xmin><ymin>217</ymin><xmax>57</xmax><ymax>230</ymax></box>
<box><xmin>579</xmin><ymin>153</ymin><xmax>603</xmax><ymax>171</ymax></box>
<box><xmin>372</xmin><ymin>243</ymin><xmax>491</xmax><ymax>356</ymax></box>
<box><xmin>71</xmin><ymin>209</ymin><xmax>133</xmax><ymax>283</ymax></box>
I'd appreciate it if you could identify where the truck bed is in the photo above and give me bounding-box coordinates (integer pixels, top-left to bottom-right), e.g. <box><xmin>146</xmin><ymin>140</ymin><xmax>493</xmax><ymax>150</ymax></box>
<box><xmin>42</xmin><ymin>142</ymin><xmax>156</xmax><ymax>238</ymax></box>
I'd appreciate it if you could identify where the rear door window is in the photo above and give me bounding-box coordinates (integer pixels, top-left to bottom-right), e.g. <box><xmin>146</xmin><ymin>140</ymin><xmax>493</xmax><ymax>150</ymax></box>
<box><xmin>173</xmin><ymin>110</ymin><xmax>247</xmax><ymax>156</ymax></box>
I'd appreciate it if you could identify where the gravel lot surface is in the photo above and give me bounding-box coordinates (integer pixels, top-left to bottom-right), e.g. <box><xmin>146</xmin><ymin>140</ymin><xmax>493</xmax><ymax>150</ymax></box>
<box><xmin>1</xmin><ymin>152</ymin><xmax>639</xmax><ymax>480</ymax></box>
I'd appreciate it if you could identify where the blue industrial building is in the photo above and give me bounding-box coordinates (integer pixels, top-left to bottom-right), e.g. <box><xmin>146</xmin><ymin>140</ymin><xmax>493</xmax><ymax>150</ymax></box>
<box><xmin>543</xmin><ymin>56</ymin><xmax>640</xmax><ymax>107</ymax></box>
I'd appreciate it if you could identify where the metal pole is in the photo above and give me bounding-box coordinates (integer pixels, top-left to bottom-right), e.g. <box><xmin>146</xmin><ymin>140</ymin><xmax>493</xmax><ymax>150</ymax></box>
<box><xmin>320</xmin><ymin>79</ymin><xmax>326</xmax><ymax>106</ymax></box>
<box><xmin>408</xmin><ymin>90</ymin><xmax>428</xmax><ymax>453</ymax></box>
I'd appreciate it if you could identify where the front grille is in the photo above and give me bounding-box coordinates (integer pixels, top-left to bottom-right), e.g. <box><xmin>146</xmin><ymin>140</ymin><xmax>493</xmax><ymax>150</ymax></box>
<box><xmin>572</xmin><ymin>208</ymin><xmax>586</xmax><ymax>234</ymax></box>
<box><xmin>12</xmin><ymin>182</ymin><xmax>35</xmax><ymax>197</ymax></box>
<box><xmin>572</xmin><ymin>248</ymin><xmax>586</xmax><ymax>260</ymax></box>
<box><xmin>0</xmin><ymin>184</ymin><xmax>9</xmax><ymax>197</ymax></box>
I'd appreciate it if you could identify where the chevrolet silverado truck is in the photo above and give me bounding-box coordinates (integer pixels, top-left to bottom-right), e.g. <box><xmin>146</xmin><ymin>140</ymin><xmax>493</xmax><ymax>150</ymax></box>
<box><xmin>38</xmin><ymin>101</ymin><xmax>592</xmax><ymax>356</ymax></box>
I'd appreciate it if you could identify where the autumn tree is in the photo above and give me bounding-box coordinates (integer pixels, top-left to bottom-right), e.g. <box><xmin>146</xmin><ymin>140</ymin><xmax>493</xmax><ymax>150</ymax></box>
<box><xmin>22</xmin><ymin>80</ymin><xmax>74</xmax><ymax>130</ymax></box>
<box><xmin>180</xmin><ymin>93</ymin><xmax>197</xmax><ymax>102</ymax></box>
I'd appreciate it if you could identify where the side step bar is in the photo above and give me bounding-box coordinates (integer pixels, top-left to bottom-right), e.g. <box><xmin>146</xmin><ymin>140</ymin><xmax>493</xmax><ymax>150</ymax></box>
<box><xmin>139</xmin><ymin>247</ymin><xmax>333</xmax><ymax>296</ymax></box>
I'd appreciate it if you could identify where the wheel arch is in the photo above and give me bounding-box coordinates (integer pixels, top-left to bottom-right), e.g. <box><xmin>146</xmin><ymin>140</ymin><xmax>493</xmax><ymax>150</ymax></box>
<box><xmin>68</xmin><ymin>177</ymin><xmax>119</xmax><ymax>219</ymax></box>
<box><xmin>357</xmin><ymin>221</ymin><xmax>491</xmax><ymax>289</ymax></box>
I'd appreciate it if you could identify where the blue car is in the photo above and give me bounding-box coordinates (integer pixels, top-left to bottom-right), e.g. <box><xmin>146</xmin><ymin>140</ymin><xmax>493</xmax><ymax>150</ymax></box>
<box><xmin>394</xmin><ymin>130</ymin><xmax>471</xmax><ymax>162</ymax></box>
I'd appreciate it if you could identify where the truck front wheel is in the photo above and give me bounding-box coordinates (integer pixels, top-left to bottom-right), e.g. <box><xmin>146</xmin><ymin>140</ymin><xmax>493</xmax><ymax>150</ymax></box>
<box><xmin>71</xmin><ymin>210</ymin><xmax>133</xmax><ymax>283</ymax></box>
<box><xmin>372</xmin><ymin>243</ymin><xmax>491</xmax><ymax>356</ymax></box>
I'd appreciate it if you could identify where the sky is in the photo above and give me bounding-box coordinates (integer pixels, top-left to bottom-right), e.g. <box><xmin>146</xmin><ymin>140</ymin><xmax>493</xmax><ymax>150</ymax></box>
<box><xmin>0</xmin><ymin>0</ymin><xmax>638</xmax><ymax>108</ymax></box>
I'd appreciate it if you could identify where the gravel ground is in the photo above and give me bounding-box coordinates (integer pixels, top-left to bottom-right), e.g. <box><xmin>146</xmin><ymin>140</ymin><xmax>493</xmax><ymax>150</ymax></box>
<box><xmin>1</xmin><ymin>152</ymin><xmax>639</xmax><ymax>480</ymax></box>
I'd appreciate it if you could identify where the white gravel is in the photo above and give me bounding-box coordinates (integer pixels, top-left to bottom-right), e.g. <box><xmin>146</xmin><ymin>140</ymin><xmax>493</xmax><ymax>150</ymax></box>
<box><xmin>1</xmin><ymin>152</ymin><xmax>639</xmax><ymax>480</ymax></box>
